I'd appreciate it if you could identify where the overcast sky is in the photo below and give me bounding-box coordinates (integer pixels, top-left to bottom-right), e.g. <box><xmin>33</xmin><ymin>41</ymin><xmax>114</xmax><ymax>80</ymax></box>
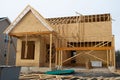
<box><xmin>0</xmin><ymin>0</ymin><xmax>119</xmax><ymax>50</ymax></box>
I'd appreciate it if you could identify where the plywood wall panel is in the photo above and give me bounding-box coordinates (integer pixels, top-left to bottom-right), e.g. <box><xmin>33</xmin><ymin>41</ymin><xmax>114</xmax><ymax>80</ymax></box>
<box><xmin>10</xmin><ymin>11</ymin><xmax>49</xmax><ymax>34</ymax></box>
<box><xmin>76</xmin><ymin>51</ymin><xmax>107</xmax><ymax>67</ymax></box>
<box><xmin>16</xmin><ymin>38</ymin><xmax>40</xmax><ymax>67</ymax></box>
<box><xmin>52</xmin><ymin>21</ymin><xmax>112</xmax><ymax>42</ymax></box>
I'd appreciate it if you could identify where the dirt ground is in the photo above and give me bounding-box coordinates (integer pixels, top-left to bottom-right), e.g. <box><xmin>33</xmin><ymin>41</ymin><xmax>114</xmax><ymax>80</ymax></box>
<box><xmin>20</xmin><ymin>68</ymin><xmax>120</xmax><ymax>79</ymax></box>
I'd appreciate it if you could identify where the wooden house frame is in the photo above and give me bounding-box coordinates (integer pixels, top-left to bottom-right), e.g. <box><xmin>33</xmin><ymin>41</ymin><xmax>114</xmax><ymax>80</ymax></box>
<box><xmin>4</xmin><ymin>5</ymin><xmax>115</xmax><ymax>70</ymax></box>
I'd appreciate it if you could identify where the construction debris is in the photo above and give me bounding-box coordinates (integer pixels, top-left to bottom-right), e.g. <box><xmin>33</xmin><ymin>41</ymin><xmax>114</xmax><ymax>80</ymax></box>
<box><xmin>19</xmin><ymin>68</ymin><xmax>120</xmax><ymax>80</ymax></box>
<box><xmin>19</xmin><ymin>73</ymin><xmax>120</xmax><ymax>80</ymax></box>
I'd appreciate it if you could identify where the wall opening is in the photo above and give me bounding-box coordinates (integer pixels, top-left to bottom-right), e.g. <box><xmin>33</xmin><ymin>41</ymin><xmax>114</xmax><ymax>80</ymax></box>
<box><xmin>71</xmin><ymin>51</ymin><xmax>76</xmax><ymax>63</ymax></box>
<box><xmin>45</xmin><ymin>43</ymin><xmax>56</xmax><ymax>63</ymax></box>
<box><xmin>21</xmin><ymin>41</ymin><xmax>35</xmax><ymax>59</ymax></box>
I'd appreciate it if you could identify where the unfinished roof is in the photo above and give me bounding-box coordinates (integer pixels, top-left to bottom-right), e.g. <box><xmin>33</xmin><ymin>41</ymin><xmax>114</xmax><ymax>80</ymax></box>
<box><xmin>4</xmin><ymin>5</ymin><xmax>54</xmax><ymax>36</ymax></box>
<box><xmin>46</xmin><ymin>14</ymin><xmax>111</xmax><ymax>25</ymax></box>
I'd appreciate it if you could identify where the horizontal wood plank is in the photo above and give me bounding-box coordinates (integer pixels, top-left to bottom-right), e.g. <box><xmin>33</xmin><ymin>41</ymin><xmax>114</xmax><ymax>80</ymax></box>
<box><xmin>56</xmin><ymin>47</ymin><xmax>113</xmax><ymax>51</ymax></box>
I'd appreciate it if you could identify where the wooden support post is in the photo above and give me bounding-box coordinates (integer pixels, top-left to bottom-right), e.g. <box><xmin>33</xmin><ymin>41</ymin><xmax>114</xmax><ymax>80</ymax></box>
<box><xmin>55</xmin><ymin>38</ymin><xmax>58</xmax><ymax>67</ymax></box>
<box><xmin>49</xmin><ymin>34</ymin><xmax>52</xmax><ymax>70</ymax></box>
<box><xmin>61</xmin><ymin>50</ymin><xmax>63</xmax><ymax>69</ymax></box>
<box><xmin>110</xmin><ymin>50</ymin><xmax>112</xmax><ymax>66</ymax></box>
<box><xmin>112</xmin><ymin>36</ymin><xmax>116</xmax><ymax>68</ymax></box>
<box><xmin>59</xmin><ymin>50</ymin><xmax>61</xmax><ymax>69</ymax></box>
<box><xmin>64</xmin><ymin>39</ymin><xmax>67</xmax><ymax>47</ymax></box>
<box><xmin>113</xmin><ymin>49</ymin><xmax>116</xmax><ymax>68</ymax></box>
<box><xmin>87</xmin><ymin>42</ymin><xmax>89</xmax><ymax>47</ymax></box>
<box><xmin>25</xmin><ymin>34</ymin><xmax>28</xmax><ymax>58</ymax></box>
<box><xmin>82</xmin><ymin>16</ymin><xmax>85</xmax><ymax>42</ymax></box>
<box><xmin>107</xmin><ymin>50</ymin><xmax>109</xmax><ymax>67</ymax></box>
<box><xmin>55</xmin><ymin>38</ymin><xmax>57</xmax><ymax>67</ymax></box>
<box><xmin>6</xmin><ymin>36</ymin><xmax>10</xmax><ymax>65</ymax></box>
<box><xmin>55</xmin><ymin>51</ymin><xmax>58</xmax><ymax>67</ymax></box>
<box><xmin>90</xmin><ymin>41</ymin><xmax>92</xmax><ymax>47</ymax></box>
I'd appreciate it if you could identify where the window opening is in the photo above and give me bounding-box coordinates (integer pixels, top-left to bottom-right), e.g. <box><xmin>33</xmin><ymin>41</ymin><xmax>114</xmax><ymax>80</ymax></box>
<box><xmin>21</xmin><ymin>41</ymin><xmax>35</xmax><ymax>59</ymax></box>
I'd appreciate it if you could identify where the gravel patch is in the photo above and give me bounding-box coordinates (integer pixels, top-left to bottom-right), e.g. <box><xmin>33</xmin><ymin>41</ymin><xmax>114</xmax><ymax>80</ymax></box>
<box><xmin>72</xmin><ymin>71</ymin><xmax>120</xmax><ymax>77</ymax></box>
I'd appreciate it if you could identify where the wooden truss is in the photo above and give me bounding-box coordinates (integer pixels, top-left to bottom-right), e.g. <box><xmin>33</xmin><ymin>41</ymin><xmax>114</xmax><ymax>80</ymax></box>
<box><xmin>46</xmin><ymin>14</ymin><xmax>111</xmax><ymax>25</ymax></box>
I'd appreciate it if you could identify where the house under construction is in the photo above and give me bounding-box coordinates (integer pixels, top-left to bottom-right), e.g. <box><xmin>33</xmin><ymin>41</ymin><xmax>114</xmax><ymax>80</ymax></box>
<box><xmin>4</xmin><ymin>5</ymin><xmax>115</xmax><ymax>70</ymax></box>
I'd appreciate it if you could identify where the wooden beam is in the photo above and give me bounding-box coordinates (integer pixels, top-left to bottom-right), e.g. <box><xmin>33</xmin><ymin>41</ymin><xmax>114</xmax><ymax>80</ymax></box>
<box><xmin>25</xmin><ymin>34</ymin><xmax>28</xmax><ymax>58</ymax></box>
<box><xmin>107</xmin><ymin>50</ymin><xmax>109</xmax><ymax>67</ymax></box>
<box><xmin>9</xmin><ymin>31</ymin><xmax>53</xmax><ymax>37</ymax></box>
<box><xmin>113</xmin><ymin>49</ymin><xmax>116</xmax><ymax>67</ymax></box>
<box><xmin>110</xmin><ymin>50</ymin><xmax>112</xmax><ymax>66</ymax></box>
<box><xmin>49</xmin><ymin>34</ymin><xmax>52</xmax><ymax>70</ymax></box>
<box><xmin>55</xmin><ymin>51</ymin><xmax>58</xmax><ymax>67</ymax></box>
<box><xmin>112</xmin><ymin>36</ymin><xmax>116</xmax><ymax>68</ymax></box>
<box><xmin>61</xmin><ymin>50</ymin><xmax>63</xmax><ymax>69</ymax></box>
<box><xmin>59</xmin><ymin>50</ymin><xmax>61</xmax><ymax>69</ymax></box>
<box><xmin>55</xmin><ymin>39</ymin><xmax>58</xmax><ymax>67</ymax></box>
<box><xmin>56</xmin><ymin>47</ymin><xmax>113</xmax><ymax>51</ymax></box>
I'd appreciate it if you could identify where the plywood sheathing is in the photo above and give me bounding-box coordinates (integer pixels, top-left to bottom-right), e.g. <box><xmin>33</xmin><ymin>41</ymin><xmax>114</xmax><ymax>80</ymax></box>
<box><xmin>46</xmin><ymin>17</ymin><xmax>112</xmax><ymax>42</ymax></box>
<box><xmin>4</xmin><ymin>5</ymin><xmax>54</xmax><ymax>37</ymax></box>
<box><xmin>16</xmin><ymin>37</ymin><xmax>40</xmax><ymax>66</ymax></box>
<box><xmin>46</xmin><ymin>14</ymin><xmax>113</xmax><ymax>59</ymax></box>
